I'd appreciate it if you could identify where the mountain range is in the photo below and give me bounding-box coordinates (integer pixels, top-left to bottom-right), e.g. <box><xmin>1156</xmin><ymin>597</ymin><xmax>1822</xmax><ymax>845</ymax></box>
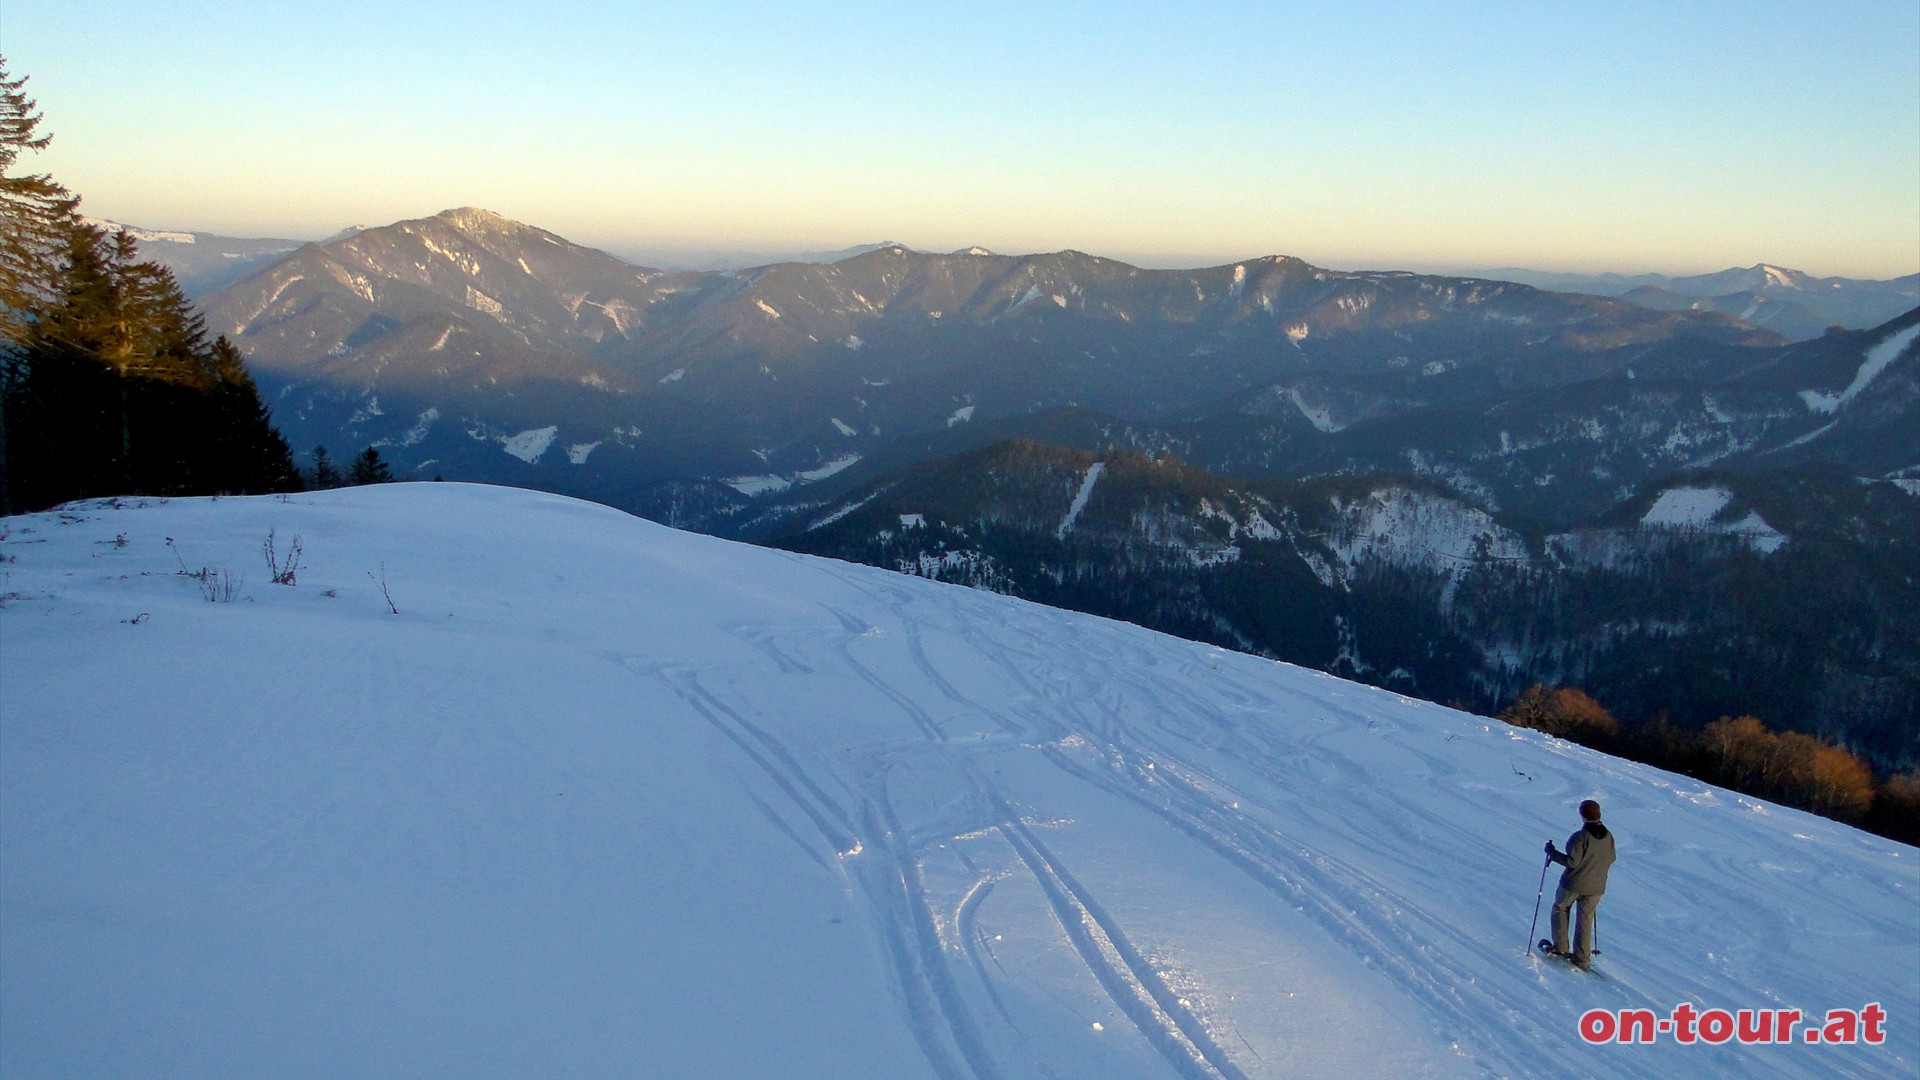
<box><xmin>603</xmin><ymin>239</ymin><xmax>903</xmax><ymax>272</ymax></box>
<box><xmin>141</xmin><ymin>208</ymin><xmax>1920</xmax><ymax>763</ymax></box>
<box><xmin>187</xmin><ymin>209</ymin><xmax>1914</xmax><ymax>525</ymax></box>
<box><xmin>1471</xmin><ymin>264</ymin><xmax>1918</xmax><ymax>342</ymax></box>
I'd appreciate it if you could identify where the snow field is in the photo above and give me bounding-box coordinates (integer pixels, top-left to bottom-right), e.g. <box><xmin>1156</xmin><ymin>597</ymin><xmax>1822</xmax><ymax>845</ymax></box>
<box><xmin>1641</xmin><ymin>486</ymin><xmax>1733</xmax><ymax>528</ymax></box>
<box><xmin>1799</xmin><ymin>322</ymin><xmax>1920</xmax><ymax>415</ymax></box>
<box><xmin>1057</xmin><ymin>462</ymin><xmax>1105</xmax><ymax>539</ymax></box>
<box><xmin>1</xmin><ymin>484</ymin><xmax>1913</xmax><ymax>1079</ymax></box>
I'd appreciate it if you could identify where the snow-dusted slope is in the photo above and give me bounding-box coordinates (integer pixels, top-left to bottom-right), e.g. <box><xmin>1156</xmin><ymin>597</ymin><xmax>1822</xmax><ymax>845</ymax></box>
<box><xmin>2</xmin><ymin>486</ymin><xmax>1912</xmax><ymax>1079</ymax></box>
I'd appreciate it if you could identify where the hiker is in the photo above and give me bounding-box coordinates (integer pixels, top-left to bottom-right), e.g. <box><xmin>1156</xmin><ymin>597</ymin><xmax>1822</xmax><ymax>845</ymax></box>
<box><xmin>1544</xmin><ymin>799</ymin><xmax>1615</xmax><ymax>970</ymax></box>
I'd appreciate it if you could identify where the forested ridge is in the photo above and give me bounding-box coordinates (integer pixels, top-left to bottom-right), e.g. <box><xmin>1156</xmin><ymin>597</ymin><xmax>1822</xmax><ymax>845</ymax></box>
<box><xmin>784</xmin><ymin>438</ymin><xmax>1920</xmax><ymax>840</ymax></box>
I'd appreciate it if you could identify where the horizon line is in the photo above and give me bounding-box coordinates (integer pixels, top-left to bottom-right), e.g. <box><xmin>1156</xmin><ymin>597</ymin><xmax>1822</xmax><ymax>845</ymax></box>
<box><xmin>80</xmin><ymin>207</ymin><xmax>1920</xmax><ymax>283</ymax></box>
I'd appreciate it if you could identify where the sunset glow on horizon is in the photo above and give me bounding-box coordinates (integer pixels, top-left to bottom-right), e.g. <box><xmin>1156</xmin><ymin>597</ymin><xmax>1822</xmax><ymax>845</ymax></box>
<box><xmin>7</xmin><ymin>1</ymin><xmax>1917</xmax><ymax>277</ymax></box>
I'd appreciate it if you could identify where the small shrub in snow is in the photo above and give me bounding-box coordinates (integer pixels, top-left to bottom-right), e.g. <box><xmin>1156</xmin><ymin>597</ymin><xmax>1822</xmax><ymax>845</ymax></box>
<box><xmin>167</xmin><ymin>536</ymin><xmax>242</xmax><ymax>602</ymax></box>
<box><xmin>369</xmin><ymin>564</ymin><xmax>398</xmax><ymax>614</ymax></box>
<box><xmin>183</xmin><ymin>565</ymin><xmax>242</xmax><ymax>603</ymax></box>
<box><xmin>263</xmin><ymin>528</ymin><xmax>303</xmax><ymax>586</ymax></box>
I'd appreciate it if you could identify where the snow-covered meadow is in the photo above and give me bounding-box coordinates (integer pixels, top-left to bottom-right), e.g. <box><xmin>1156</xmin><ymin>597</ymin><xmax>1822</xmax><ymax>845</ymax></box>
<box><xmin>2</xmin><ymin>484</ymin><xmax>1913</xmax><ymax>1078</ymax></box>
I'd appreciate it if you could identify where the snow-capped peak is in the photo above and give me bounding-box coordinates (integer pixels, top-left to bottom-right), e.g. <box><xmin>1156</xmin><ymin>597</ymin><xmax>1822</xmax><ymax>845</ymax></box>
<box><xmin>81</xmin><ymin>217</ymin><xmax>196</xmax><ymax>245</ymax></box>
<box><xmin>1759</xmin><ymin>264</ymin><xmax>1805</xmax><ymax>290</ymax></box>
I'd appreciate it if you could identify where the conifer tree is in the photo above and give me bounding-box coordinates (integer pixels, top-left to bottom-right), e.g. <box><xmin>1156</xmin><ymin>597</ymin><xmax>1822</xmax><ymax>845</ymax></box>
<box><xmin>207</xmin><ymin>337</ymin><xmax>300</xmax><ymax>493</ymax></box>
<box><xmin>0</xmin><ymin>57</ymin><xmax>80</xmax><ymax>512</ymax></box>
<box><xmin>0</xmin><ymin>58</ymin><xmax>77</xmax><ymax>347</ymax></box>
<box><xmin>311</xmin><ymin>445</ymin><xmax>341</xmax><ymax>489</ymax></box>
<box><xmin>350</xmin><ymin>446</ymin><xmax>393</xmax><ymax>484</ymax></box>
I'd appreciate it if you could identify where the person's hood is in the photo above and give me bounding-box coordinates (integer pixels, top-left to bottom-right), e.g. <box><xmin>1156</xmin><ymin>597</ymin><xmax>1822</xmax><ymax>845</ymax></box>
<box><xmin>1584</xmin><ymin>821</ymin><xmax>1610</xmax><ymax>841</ymax></box>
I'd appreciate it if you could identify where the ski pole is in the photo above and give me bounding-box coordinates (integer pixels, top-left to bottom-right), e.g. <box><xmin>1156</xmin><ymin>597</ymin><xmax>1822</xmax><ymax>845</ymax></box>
<box><xmin>1526</xmin><ymin>849</ymin><xmax>1551</xmax><ymax>954</ymax></box>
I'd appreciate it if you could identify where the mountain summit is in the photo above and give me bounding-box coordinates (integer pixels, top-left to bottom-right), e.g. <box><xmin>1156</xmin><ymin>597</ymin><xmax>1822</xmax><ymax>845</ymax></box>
<box><xmin>200</xmin><ymin>207</ymin><xmax>681</xmax><ymax>405</ymax></box>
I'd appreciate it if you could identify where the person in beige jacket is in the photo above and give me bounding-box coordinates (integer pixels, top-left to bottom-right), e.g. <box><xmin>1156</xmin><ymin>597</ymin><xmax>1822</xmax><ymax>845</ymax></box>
<box><xmin>1545</xmin><ymin>799</ymin><xmax>1616</xmax><ymax>970</ymax></box>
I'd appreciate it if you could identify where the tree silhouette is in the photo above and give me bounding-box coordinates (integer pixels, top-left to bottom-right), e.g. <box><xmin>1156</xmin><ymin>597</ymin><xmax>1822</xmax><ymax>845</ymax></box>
<box><xmin>350</xmin><ymin>446</ymin><xmax>393</xmax><ymax>484</ymax></box>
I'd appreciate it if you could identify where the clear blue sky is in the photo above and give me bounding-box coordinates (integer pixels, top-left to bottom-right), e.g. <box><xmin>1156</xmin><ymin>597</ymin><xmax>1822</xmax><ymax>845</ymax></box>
<box><xmin>5</xmin><ymin>1</ymin><xmax>1917</xmax><ymax>276</ymax></box>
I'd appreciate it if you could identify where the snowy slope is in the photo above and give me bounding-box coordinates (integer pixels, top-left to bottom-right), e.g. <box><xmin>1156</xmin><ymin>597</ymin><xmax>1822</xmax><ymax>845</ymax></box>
<box><xmin>1</xmin><ymin>485</ymin><xmax>1913</xmax><ymax>1079</ymax></box>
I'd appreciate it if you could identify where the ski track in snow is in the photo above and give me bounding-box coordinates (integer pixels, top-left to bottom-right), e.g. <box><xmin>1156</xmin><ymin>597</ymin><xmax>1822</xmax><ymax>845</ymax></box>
<box><xmin>1</xmin><ymin>485</ymin><xmax>1913</xmax><ymax>1080</ymax></box>
<box><xmin>911</xmin><ymin>555</ymin><xmax>1895</xmax><ymax>1077</ymax></box>
<box><xmin>728</xmin><ymin>556</ymin><xmax>1908</xmax><ymax>1080</ymax></box>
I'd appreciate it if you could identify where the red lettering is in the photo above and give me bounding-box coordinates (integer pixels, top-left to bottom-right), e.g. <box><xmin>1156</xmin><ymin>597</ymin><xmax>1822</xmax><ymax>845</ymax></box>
<box><xmin>1672</xmin><ymin>1002</ymin><xmax>1699</xmax><ymax>1044</ymax></box>
<box><xmin>1699</xmin><ymin>1009</ymin><xmax>1735</xmax><ymax>1044</ymax></box>
<box><xmin>1823</xmin><ymin>1010</ymin><xmax>1858</xmax><ymax>1045</ymax></box>
<box><xmin>1580</xmin><ymin>1002</ymin><xmax>1875</xmax><ymax>1046</ymax></box>
<box><xmin>1862</xmin><ymin>1002</ymin><xmax>1887</xmax><ymax>1044</ymax></box>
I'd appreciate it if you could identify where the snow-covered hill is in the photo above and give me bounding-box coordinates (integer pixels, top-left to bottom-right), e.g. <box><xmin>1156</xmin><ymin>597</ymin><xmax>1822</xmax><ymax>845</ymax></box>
<box><xmin>1</xmin><ymin>485</ymin><xmax>1912</xmax><ymax>1078</ymax></box>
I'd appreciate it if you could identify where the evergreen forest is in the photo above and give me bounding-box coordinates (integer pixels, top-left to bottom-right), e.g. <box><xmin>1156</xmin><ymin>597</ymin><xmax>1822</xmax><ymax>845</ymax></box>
<box><xmin>0</xmin><ymin>59</ymin><xmax>299</xmax><ymax>514</ymax></box>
